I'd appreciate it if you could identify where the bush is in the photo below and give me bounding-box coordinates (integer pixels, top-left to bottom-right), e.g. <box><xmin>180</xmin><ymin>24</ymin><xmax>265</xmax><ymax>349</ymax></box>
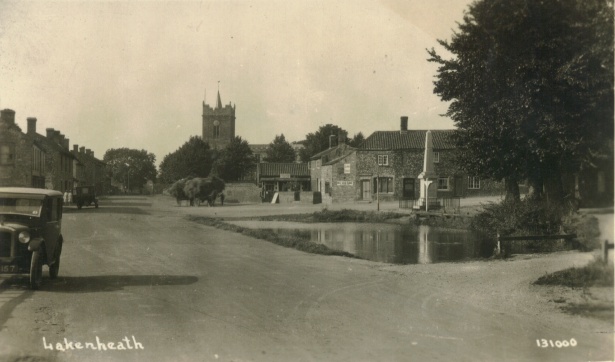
<box><xmin>471</xmin><ymin>199</ymin><xmax>603</xmax><ymax>254</ymax></box>
<box><xmin>471</xmin><ymin>199</ymin><xmax>567</xmax><ymax>238</ymax></box>
<box><xmin>534</xmin><ymin>258</ymin><xmax>614</xmax><ymax>287</ymax></box>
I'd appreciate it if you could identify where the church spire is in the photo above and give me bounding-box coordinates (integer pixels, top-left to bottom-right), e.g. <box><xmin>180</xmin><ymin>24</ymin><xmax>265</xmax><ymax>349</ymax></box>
<box><xmin>216</xmin><ymin>81</ymin><xmax>222</xmax><ymax>109</ymax></box>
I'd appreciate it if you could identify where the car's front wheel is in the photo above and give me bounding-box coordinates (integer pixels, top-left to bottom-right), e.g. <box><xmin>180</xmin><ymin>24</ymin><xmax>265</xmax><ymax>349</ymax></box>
<box><xmin>29</xmin><ymin>251</ymin><xmax>43</xmax><ymax>290</ymax></box>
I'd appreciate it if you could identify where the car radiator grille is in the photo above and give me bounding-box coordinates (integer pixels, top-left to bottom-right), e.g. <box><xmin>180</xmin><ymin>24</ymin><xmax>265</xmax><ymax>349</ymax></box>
<box><xmin>0</xmin><ymin>232</ymin><xmax>12</xmax><ymax>257</ymax></box>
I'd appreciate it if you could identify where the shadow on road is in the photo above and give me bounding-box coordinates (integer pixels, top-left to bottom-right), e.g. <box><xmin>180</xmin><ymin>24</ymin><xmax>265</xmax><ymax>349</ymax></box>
<box><xmin>98</xmin><ymin>202</ymin><xmax>153</xmax><ymax>207</ymax></box>
<box><xmin>40</xmin><ymin>275</ymin><xmax>199</xmax><ymax>293</ymax></box>
<box><xmin>63</xmin><ymin>207</ymin><xmax>150</xmax><ymax>215</ymax></box>
<box><xmin>0</xmin><ymin>278</ymin><xmax>32</xmax><ymax>331</ymax></box>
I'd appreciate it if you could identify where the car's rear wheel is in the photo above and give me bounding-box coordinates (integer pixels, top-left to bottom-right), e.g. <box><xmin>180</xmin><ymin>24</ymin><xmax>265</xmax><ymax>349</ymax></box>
<box><xmin>29</xmin><ymin>251</ymin><xmax>43</xmax><ymax>290</ymax></box>
<box><xmin>49</xmin><ymin>242</ymin><xmax>62</xmax><ymax>279</ymax></box>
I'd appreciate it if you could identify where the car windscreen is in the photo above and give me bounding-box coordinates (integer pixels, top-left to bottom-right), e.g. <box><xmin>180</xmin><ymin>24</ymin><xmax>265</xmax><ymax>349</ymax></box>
<box><xmin>0</xmin><ymin>198</ymin><xmax>43</xmax><ymax>216</ymax></box>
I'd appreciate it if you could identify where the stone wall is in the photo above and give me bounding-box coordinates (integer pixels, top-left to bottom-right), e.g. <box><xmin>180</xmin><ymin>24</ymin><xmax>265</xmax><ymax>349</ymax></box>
<box><xmin>329</xmin><ymin>152</ymin><xmax>358</xmax><ymax>203</ymax></box>
<box><xmin>357</xmin><ymin>148</ymin><xmax>505</xmax><ymax>200</ymax></box>
<box><xmin>277</xmin><ymin>191</ymin><xmax>313</xmax><ymax>204</ymax></box>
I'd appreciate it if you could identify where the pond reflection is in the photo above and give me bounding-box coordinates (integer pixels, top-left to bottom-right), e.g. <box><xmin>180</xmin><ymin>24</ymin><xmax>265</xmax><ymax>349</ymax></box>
<box><xmin>229</xmin><ymin>221</ymin><xmax>494</xmax><ymax>264</ymax></box>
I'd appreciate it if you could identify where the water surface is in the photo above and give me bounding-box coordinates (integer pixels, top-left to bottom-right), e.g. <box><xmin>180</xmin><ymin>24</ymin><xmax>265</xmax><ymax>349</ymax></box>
<box><xmin>229</xmin><ymin>220</ymin><xmax>494</xmax><ymax>264</ymax></box>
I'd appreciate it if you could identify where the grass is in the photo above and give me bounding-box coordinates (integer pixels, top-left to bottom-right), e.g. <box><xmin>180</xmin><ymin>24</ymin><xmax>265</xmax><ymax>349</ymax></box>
<box><xmin>255</xmin><ymin>209</ymin><xmax>408</xmax><ymax>223</ymax></box>
<box><xmin>185</xmin><ymin>215</ymin><xmax>358</xmax><ymax>258</ymax></box>
<box><xmin>533</xmin><ymin>259</ymin><xmax>614</xmax><ymax>288</ymax></box>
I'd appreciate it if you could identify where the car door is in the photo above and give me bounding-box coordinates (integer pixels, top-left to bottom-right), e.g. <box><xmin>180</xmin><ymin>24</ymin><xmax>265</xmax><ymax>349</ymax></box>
<box><xmin>43</xmin><ymin>196</ymin><xmax>61</xmax><ymax>260</ymax></box>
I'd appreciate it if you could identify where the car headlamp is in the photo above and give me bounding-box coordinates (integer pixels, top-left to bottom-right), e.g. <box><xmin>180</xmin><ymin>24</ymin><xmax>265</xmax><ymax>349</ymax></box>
<box><xmin>18</xmin><ymin>231</ymin><xmax>31</xmax><ymax>244</ymax></box>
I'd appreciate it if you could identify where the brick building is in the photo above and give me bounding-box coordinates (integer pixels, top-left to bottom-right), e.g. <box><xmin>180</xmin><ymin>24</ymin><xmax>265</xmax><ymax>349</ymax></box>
<box><xmin>356</xmin><ymin>117</ymin><xmax>504</xmax><ymax>202</ymax></box>
<box><xmin>309</xmin><ymin>134</ymin><xmax>357</xmax><ymax>204</ymax></box>
<box><xmin>256</xmin><ymin>162</ymin><xmax>310</xmax><ymax>202</ymax></box>
<box><xmin>0</xmin><ymin>109</ymin><xmax>39</xmax><ymax>187</ymax></box>
<box><xmin>71</xmin><ymin>145</ymin><xmax>108</xmax><ymax>194</ymax></box>
<box><xmin>0</xmin><ymin>108</ymin><xmax>107</xmax><ymax>193</ymax></box>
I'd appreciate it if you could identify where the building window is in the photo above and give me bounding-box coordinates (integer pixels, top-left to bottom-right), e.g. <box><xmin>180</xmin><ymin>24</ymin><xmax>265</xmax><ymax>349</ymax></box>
<box><xmin>0</xmin><ymin>144</ymin><xmax>15</xmax><ymax>165</ymax></box>
<box><xmin>213</xmin><ymin>125</ymin><xmax>220</xmax><ymax>138</ymax></box>
<box><xmin>468</xmin><ymin>176</ymin><xmax>480</xmax><ymax>190</ymax></box>
<box><xmin>377</xmin><ymin>155</ymin><xmax>389</xmax><ymax>166</ymax></box>
<box><xmin>437</xmin><ymin>177</ymin><xmax>449</xmax><ymax>190</ymax></box>
<box><xmin>433</xmin><ymin>151</ymin><xmax>440</xmax><ymax>163</ymax></box>
<box><xmin>373</xmin><ymin>177</ymin><xmax>393</xmax><ymax>193</ymax></box>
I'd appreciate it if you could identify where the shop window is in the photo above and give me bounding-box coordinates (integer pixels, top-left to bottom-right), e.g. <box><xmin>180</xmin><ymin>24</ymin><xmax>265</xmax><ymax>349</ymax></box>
<box><xmin>373</xmin><ymin>177</ymin><xmax>393</xmax><ymax>193</ymax></box>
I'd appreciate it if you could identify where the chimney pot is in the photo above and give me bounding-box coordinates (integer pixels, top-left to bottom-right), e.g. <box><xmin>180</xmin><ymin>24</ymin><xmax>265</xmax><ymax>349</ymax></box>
<box><xmin>27</xmin><ymin>117</ymin><xmax>37</xmax><ymax>134</ymax></box>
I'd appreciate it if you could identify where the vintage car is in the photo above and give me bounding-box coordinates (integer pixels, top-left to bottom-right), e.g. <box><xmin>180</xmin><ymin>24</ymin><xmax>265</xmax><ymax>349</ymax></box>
<box><xmin>73</xmin><ymin>185</ymin><xmax>98</xmax><ymax>209</ymax></box>
<box><xmin>0</xmin><ymin>188</ymin><xmax>64</xmax><ymax>289</ymax></box>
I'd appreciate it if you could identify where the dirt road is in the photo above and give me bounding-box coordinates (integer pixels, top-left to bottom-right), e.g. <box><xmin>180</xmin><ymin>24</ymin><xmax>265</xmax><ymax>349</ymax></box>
<box><xmin>0</xmin><ymin>195</ymin><xmax>611</xmax><ymax>361</ymax></box>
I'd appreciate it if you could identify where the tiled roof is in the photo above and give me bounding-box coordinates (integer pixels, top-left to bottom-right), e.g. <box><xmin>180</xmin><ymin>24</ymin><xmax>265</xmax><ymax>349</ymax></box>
<box><xmin>360</xmin><ymin>130</ymin><xmax>456</xmax><ymax>150</ymax></box>
<box><xmin>258</xmin><ymin>163</ymin><xmax>309</xmax><ymax>177</ymax></box>
<box><xmin>310</xmin><ymin>144</ymin><xmax>355</xmax><ymax>161</ymax></box>
<box><xmin>31</xmin><ymin>133</ymin><xmax>76</xmax><ymax>158</ymax></box>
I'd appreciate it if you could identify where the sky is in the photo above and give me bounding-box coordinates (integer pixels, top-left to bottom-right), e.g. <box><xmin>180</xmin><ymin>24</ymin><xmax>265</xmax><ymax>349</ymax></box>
<box><xmin>0</xmin><ymin>0</ymin><xmax>472</xmax><ymax>165</ymax></box>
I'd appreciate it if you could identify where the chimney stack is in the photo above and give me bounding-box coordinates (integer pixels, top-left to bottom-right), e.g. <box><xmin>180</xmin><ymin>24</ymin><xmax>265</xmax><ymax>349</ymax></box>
<box><xmin>338</xmin><ymin>132</ymin><xmax>347</xmax><ymax>145</ymax></box>
<box><xmin>79</xmin><ymin>146</ymin><xmax>85</xmax><ymax>154</ymax></box>
<box><xmin>27</xmin><ymin>117</ymin><xmax>37</xmax><ymax>134</ymax></box>
<box><xmin>400</xmin><ymin>116</ymin><xmax>408</xmax><ymax>132</ymax></box>
<box><xmin>46</xmin><ymin>128</ymin><xmax>56</xmax><ymax>139</ymax></box>
<box><xmin>1</xmin><ymin>109</ymin><xmax>16</xmax><ymax>127</ymax></box>
<box><xmin>73</xmin><ymin>144</ymin><xmax>79</xmax><ymax>153</ymax></box>
<box><xmin>63</xmin><ymin>138</ymin><xmax>69</xmax><ymax>150</ymax></box>
<box><xmin>329</xmin><ymin>135</ymin><xmax>336</xmax><ymax>148</ymax></box>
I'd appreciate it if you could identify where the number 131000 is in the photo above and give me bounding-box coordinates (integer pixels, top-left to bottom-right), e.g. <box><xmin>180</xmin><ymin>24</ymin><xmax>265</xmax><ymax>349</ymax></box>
<box><xmin>536</xmin><ymin>339</ymin><xmax>577</xmax><ymax>348</ymax></box>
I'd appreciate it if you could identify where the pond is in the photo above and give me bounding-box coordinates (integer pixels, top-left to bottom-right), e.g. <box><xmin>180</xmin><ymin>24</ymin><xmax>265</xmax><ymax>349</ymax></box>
<box><xmin>229</xmin><ymin>221</ymin><xmax>495</xmax><ymax>264</ymax></box>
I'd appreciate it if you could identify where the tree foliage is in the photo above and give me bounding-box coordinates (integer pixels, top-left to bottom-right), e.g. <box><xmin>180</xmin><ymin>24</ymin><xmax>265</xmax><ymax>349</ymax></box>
<box><xmin>104</xmin><ymin>148</ymin><xmax>157</xmax><ymax>191</ymax></box>
<box><xmin>158</xmin><ymin>136</ymin><xmax>213</xmax><ymax>184</ymax></box>
<box><xmin>348</xmin><ymin>132</ymin><xmax>365</xmax><ymax>148</ymax></box>
<box><xmin>427</xmin><ymin>0</ymin><xmax>613</xmax><ymax>203</ymax></box>
<box><xmin>212</xmin><ymin>136</ymin><xmax>254</xmax><ymax>181</ymax></box>
<box><xmin>264</xmin><ymin>134</ymin><xmax>296</xmax><ymax>163</ymax></box>
<box><xmin>298</xmin><ymin>124</ymin><xmax>348</xmax><ymax>162</ymax></box>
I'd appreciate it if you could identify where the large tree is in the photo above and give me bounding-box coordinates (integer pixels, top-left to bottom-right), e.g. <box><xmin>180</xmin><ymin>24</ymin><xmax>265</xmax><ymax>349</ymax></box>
<box><xmin>212</xmin><ymin>136</ymin><xmax>254</xmax><ymax>181</ymax></box>
<box><xmin>104</xmin><ymin>148</ymin><xmax>157</xmax><ymax>191</ymax></box>
<box><xmin>158</xmin><ymin>136</ymin><xmax>213</xmax><ymax>183</ymax></box>
<box><xmin>264</xmin><ymin>134</ymin><xmax>296</xmax><ymax>163</ymax></box>
<box><xmin>428</xmin><ymin>0</ymin><xmax>613</xmax><ymax>203</ymax></box>
<box><xmin>298</xmin><ymin>124</ymin><xmax>348</xmax><ymax>162</ymax></box>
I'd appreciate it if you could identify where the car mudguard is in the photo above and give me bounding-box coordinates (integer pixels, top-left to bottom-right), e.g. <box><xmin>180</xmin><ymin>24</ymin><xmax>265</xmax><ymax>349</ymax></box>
<box><xmin>28</xmin><ymin>238</ymin><xmax>44</xmax><ymax>252</ymax></box>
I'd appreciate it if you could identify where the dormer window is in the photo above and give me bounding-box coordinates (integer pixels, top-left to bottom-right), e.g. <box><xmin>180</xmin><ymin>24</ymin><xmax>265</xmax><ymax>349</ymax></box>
<box><xmin>433</xmin><ymin>152</ymin><xmax>440</xmax><ymax>163</ymax></box>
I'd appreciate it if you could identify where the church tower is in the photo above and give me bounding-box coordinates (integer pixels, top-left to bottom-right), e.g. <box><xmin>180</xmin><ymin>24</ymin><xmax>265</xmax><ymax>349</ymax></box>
<box><xmin>202</xmin><ymin>89</ymin><xmax>236</xmax><ymax>149</ymax></box>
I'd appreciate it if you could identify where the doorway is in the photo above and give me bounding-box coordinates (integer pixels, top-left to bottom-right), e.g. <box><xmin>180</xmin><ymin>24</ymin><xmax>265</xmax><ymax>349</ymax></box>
<box><xmin>361</xmin><ymin>180</ymin><xmax>371</xmax><ymax>200</ymax></box>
